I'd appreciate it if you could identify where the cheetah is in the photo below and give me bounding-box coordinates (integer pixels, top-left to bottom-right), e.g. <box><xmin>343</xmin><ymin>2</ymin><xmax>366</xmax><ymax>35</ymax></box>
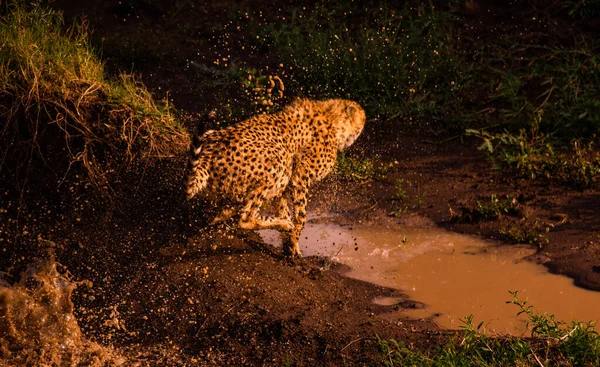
<box><xmin>185</xmin><ymin>98</ymin><xmax>366</xmax><ymax>257</ymax></box>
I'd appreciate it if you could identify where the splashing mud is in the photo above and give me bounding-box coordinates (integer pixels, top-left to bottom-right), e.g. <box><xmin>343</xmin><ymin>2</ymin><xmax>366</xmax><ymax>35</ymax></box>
<box><xmin>0</xmin><ymin>260</ymin><xmax>125</xmax><ymax>367</ymax></box>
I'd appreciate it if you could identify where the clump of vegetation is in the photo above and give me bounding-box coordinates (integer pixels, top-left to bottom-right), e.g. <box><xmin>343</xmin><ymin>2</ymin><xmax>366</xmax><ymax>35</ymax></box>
<box><xmin>0</xmin><ymin>2</ymin><xmax>189</xmax><ymax>191</ymax></box>
<box><xmin>502</xmin><ymin>219</ymin><xmax>550</xmax><ymax>248</ymax></box>
<box><xmin>389</xmin><ymin>179</ymin><xmax>407</xmax><ymax>216</ymax></box>
<box><xmin>450</xmin><ymin>194</ymin><xmax>523</xmax><ymax>223</ymax></box>
<box><xmin>392</xmin><ymin>179</ymin><xmax>407</xmax><ymax>201</ymax></box>
<box><xmin>378</xmin><ymin>291</ymin><xmax>600</xmax><ymax>366</ymax></box>
<box><xmin>335</xmin><ymin>151</ymin><xmax>381</xmax><ymax>181</ymax></box>
<box><xmin>468</xmin><ymin>114</ymin><xmax>600</xmax><ymax>188</ymax></box>
<box><xmin>388</xmin><ymin>179</ymin><xmax>427</xmax><ymax>215</ymax></box>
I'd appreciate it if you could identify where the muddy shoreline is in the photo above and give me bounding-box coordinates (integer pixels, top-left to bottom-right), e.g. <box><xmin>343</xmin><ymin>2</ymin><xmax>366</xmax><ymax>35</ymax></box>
<box><xmin>2</xmin><ymin>123</ymin><xmax>598</xmax><ymax>365</ymax></box>
<box><xmin>327</xmin><ymin>121</ymin><xmax>600</xmax><ymax>293</ymax></box>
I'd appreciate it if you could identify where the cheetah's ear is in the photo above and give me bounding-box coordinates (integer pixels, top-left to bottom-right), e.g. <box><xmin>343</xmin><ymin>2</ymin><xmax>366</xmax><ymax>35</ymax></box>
<box><xmin>345</xmin><ymin>105</ymin><xmax>357</xmax><ymax>118</ymax></box>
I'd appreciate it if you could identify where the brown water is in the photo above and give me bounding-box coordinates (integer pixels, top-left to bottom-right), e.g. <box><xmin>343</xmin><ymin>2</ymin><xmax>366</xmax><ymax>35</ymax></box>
<box><xmin>0</xmin><ymin>260</ymin><xmax>125</xmax><ymax>366</ymax></box>
<box><xmin>260</xmin><ymin>220</ymin><xmax>600</xmax><ymax>335</ymax></box>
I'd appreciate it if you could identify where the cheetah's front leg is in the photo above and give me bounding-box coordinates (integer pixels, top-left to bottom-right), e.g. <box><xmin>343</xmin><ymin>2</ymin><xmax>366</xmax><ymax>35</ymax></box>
<box><xmin>281</xmin><ymin>178</ymin><xmax>308</xmax><ymax>257</ymax></box>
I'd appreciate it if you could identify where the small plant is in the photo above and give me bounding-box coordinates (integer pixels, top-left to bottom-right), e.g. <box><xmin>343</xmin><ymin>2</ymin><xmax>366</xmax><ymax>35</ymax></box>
<box><xmin>335</xmin><ymin>151</ymin><xmax>375</xmax><ymax>181</ymax></box>
<box><xmin>501</xmin><ymin>219</ymin><xmax>550</xmax><ymax>248</ymax></box>
<box><xmin>388</xmin><ymin>207</ymin><xmax>408</xmax><ymax>218</ymax></box>
<box><xmin>508</xmin><ymin>291</ymin><xmax>565</xmax><ymax>338</ymax></box>
<box><xmin>377</xmin><ymin>338</ymin><xmax>430</xmax><ymax>366</ymax></box>
<box><xmin>475</xmin><ymin>194</ymin><xmax>521</xmax><ymax>221</ymax></box>
<box><xmin>378</xmin><ymin>291</ymin><xmax>600</xmax><ymax>366</ymax></box>
<box><xmin>392</xmin><ymin>179</ymin><xmax>407</xmax><ymax>201</ymax></box>
<box><xmin>451</xmin><ymin>194</ymin><xmax>522</xmax><ymax>223</ymax></box>
<box><xmin>378</xmin><ymin>314</ymin><xmax>531</xmax><ymax>366</ymax></box>
<box><xmin>568</xmin><ymin>140</ymin><xmax>600</xmax><ymax>187</ymax></box>
<box><xmin>509</xmin><ymin>291</ymin><xmax>600</xmax><ymax>366</ymax></box>
<box><xmin>414</xmin><ymin>187</ymin><xmax>427</xmax><ymax>210</ymax></box>
<box><xmin>388</xmin><ymin>179</ymin><xmax>411</xmax><ymax>216</ymax></box>
<box><xmin>468</xmin><ymin>115</ymin><xmax>600</xmax><ymax>188</ymax></box>
<box><xmin>467</xmin><ymin>111</ymin><xmax>556</xmax><ymax>179</ymax></box>
<box><xmin>510</xmin><ymin>291</ymin><xmax>600</xmax><ymax>365</ymax></box>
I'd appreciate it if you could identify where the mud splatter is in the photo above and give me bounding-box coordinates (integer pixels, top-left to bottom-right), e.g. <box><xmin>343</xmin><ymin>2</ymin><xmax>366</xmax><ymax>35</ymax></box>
<box><xmin>0</xmin><ymin>260</ymin><xmax>126</xmax><ymax>366</ymax></box>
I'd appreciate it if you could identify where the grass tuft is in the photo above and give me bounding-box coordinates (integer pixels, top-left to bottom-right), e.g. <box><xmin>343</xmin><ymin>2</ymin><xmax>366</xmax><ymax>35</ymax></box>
<box><xmin>467</xmin><ymin>114</ymin><xmax>600</xmax><ymax>188</ymax></box>
<box><xmin>379</xmin><ymin>291</ymin><xmax>600</xmax><ymax>366</ymax></box>
<box><xmin>451</xmin><ymin>194</ymin><xmax>523</xmax><ymax>223</ymax></box>
<box><xmin>501</xmin><ymin>219</ymin><xmax>550</xmax><ymax>248</ymax></box>
<box><xmin>0</xmin><ymin>2</ymin><xmax>189</xmax><ymax>192</ymax></box>
<box><xmin>335</xmin><ymin>151</ymin><xmax>377</xmax><ymax>181</ymax></box>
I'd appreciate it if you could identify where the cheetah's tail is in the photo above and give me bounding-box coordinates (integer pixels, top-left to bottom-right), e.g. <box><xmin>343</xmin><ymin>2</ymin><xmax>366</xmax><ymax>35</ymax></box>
<box><xmin>185</xmin><ymin>134</ymin><xmax>209</xmax><ymax>200</ymax></box>
<box><xmin>186</xmin><ymin>111</ymin><xmax>217</xmax><ymax>200</ymax></box>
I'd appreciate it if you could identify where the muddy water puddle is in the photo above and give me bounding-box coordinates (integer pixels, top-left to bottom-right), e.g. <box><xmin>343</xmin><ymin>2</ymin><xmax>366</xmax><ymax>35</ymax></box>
<box><xmin>260</xmin><ymin>220</ymin><xmax>600</xmax><ymax>335</ymax></box>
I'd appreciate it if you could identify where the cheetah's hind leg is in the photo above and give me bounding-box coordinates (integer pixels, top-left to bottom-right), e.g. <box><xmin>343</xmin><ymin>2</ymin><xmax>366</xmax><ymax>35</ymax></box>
<box><xmin>238</xmin><ymin>191</ymin><xmax>294</xmax><ymax>232</ymax></box>
<box><xmin>210</xmin><ymin>206</ymin><xmax>236</xmax><ymax>225</ymax></box>
<box><xmin>275</xmin><ymin>196</ymin><xmax>302</xmax><ymax>257</ymax></box>
<box><xmin>275</xmin><ymin>196</ymin><xmax>291</xmax><ymax>222</ymax></box>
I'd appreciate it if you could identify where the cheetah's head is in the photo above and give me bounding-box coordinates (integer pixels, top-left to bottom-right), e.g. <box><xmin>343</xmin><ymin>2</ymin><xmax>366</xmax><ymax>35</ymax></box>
<box><xmin>332</xmin><ymin>100</ymin><xmax>366</xmax><ymax>150</ymax></box>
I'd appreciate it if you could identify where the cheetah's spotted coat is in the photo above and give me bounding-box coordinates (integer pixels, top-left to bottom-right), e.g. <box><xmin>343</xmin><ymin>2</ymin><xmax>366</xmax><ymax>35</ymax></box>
<box><xmin>185</xmin><ymin>98</ymin><xmax>366</xmax><ymax>257</ymax></box>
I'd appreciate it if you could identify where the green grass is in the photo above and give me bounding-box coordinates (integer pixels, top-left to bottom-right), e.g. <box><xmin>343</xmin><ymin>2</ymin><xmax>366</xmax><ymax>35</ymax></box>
<box><xmin>378</xmin><ymin>291</ymin><xmax>600</xmax><ymax>366</ymax></box>
<box><xmin>501</xmin><ymin>220</ymin><xmax>550</xmax><ymax>248</ymax></box>
<box><xmin>467</xmin><ymin>114</ymin><xmax>600</xmax><ymax>188</ymax></box>
<box><xmin>392</xmin><ymin>179</ymin><xmax>407</xmax><ymax>201</ymax></box>
<box><xmin>450</xmin><ymin>194</ymin><xmax>523</xmax><ymax>223</ymax></box>
<box><xmin>0</xmin><ymin>2</ymin><xmax>189</xmax><ymax>191</ymax></box>
<box><xmin>256</xmin><ymin>2</ymin><xmax>472</xmax><ymax>123</ymax></box>
<box><xmin>334</xmin><ymin>151</ymin><xmax>379</xmax><ymax>181</ymax></box>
